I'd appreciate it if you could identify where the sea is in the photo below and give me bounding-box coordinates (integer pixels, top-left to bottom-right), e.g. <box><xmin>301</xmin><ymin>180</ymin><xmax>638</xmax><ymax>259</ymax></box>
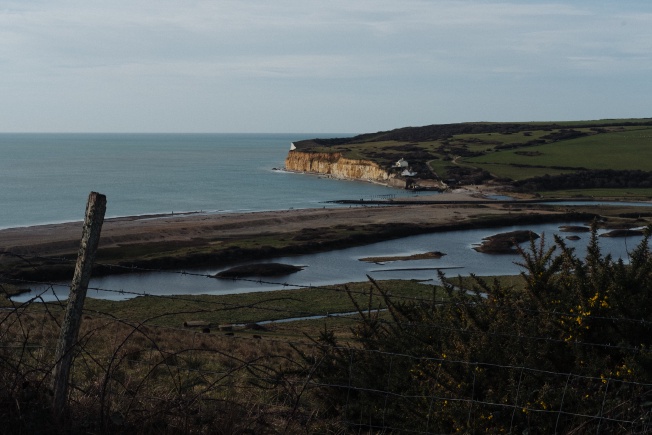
<box><xmin>4</xmin><ymin>133</ymin><xmax>651</xmax><ymax>301</ymax></box>
<box><xmin>0</xmin><ymin>133</ymin><xmax>406</xmax><ymax>230</ymax></box>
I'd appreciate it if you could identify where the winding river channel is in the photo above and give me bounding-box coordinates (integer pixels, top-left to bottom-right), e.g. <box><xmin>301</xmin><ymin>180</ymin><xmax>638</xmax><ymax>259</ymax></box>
<box><xmin>17</xmin><ymin>219</ymin><xmax>650</xmax><ymax>302</ymax></box>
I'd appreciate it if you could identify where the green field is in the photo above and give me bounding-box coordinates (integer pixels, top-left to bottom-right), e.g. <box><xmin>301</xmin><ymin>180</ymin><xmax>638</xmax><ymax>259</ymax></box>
<box><xmin>468</xmin><ymin>127</ymin><xmax>652</xmax><ymax>171</ymax></box>
<box><xmin>293</xmin><ymin>119</ymin><xmax>652</xmax><ymax>194</ymax></box>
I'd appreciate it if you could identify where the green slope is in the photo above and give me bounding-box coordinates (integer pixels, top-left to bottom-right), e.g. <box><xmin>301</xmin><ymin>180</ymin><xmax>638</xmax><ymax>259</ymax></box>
<box><xmin>293</xmin><ymin>119</ymin><xmax>652</xmax><ymax>191</ymax></box>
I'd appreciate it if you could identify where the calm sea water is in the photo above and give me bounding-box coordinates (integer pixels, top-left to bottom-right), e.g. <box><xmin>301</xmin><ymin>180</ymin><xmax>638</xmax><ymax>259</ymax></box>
<box><xmin>0</xmin><ymin>133</ymin><xmax>404</xmax><ymax>229</ymax></box>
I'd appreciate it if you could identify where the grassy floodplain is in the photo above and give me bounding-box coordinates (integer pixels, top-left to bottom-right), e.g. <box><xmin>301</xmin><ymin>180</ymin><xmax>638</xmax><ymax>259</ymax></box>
<box><xmin>2</xmin><ymin>279</ymin><xmax>442</xmax><ymax>341</ymax></box>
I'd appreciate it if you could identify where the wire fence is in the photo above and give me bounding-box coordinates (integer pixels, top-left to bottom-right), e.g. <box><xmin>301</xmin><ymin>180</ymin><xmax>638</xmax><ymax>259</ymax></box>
<box><xmin>2</xmin><ymin>239</ymin><xmax>652</xmax><ymax>433</ymax></box>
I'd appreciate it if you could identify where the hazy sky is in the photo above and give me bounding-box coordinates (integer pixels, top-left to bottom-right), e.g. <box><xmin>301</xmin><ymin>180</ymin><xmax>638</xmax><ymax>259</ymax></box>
<box><xmin>1</xmin><ymin>1</ymin><xmax>651</xmax><ymax>133</ymax></box>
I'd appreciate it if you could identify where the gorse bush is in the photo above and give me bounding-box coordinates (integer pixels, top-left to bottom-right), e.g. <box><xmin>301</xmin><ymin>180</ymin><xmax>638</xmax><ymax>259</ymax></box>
<box><xmin>304</xmin><ymin>224</ymin><xmax>652</xmax><ymax>433</ymax></box>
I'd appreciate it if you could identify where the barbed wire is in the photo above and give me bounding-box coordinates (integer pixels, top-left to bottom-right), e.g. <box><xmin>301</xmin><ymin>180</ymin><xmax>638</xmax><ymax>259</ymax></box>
<box><xmin>4</xmin><ymin>270</ymin><xmax>652</xmax><ymax>357</ymax></box>
<box><xmin>3</xmin><ymin>303</ymin><xmax>651</xmax><ymax>433</ymax></box>
<box><xmin>4</xmin><ymin>299</ymin><xmax>652</xmax><ymax>392</ymax></box>
<box><xmin>4</xmin><ymin>250</ymin><xmax>652</xmax><ymax>328</ymax></box>
<box><xmin>3</xmin><ymin>330</ymin><xmax>650</xmax><ymax>434</ymax></box>
<box><xmin>5</xmin><ymin>244</ymin><xmax>652</xmax><ymax>306</ymax></box>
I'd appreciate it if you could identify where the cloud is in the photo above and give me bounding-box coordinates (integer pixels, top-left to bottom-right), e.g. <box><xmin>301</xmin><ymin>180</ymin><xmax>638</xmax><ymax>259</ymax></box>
<box><xmin>1</xmin><ymin>1</ymin><xmax>647</xmax><ymax>74</ymax></box>
<box><xmin>1</xmin><ymin>0</ymin><xmax>651</xmax><ymax>131</ymax></box>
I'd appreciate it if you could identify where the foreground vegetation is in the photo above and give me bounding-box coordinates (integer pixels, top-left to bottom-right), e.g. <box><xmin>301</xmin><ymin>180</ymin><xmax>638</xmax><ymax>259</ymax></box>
<box><xmin>2</xmin><ymin>225</ymin><xmax>652</xmax><ymax>433</ymax></box>
<box><xmin>303</xmin><ymin>225</ymin><xmax>652</xmax><ymax>433</ymax></box>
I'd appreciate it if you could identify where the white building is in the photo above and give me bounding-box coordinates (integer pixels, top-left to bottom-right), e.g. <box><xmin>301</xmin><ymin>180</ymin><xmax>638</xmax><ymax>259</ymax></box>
<box><xmin>401</xmin><ymin>169</ymin><xmax>417</xmax><ymax>177</ymax></box>
<box><xmin>394</xmin><ymin>158</ymin><xmax>408</xmax><ymax>168</ymax></box>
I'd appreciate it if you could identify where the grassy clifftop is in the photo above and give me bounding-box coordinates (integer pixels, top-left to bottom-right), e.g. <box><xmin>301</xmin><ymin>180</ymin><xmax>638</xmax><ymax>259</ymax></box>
<box><xmin>293</xmin><ymin>118</ymin><xmax>652</xmax><ymax>191</ymax></box>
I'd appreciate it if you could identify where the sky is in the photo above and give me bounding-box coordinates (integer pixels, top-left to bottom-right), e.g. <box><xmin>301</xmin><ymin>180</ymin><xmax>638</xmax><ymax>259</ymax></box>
<box><xmin>1</xmin><ymin>0</ymin><xmax>651</xmax><ymax>133</ymax></box>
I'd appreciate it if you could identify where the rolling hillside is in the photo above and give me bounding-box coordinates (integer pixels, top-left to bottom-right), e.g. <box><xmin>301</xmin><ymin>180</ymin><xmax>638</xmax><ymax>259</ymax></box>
<box><xmin>293</xmin><ymin>118</ymin><xmax>652</xmax><ymax>192</ymax></box>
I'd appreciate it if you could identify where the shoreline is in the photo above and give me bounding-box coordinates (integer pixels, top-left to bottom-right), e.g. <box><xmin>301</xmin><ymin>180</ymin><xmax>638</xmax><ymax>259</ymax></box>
<box><xmin>2</xmin><ymin>190</ymin><xmax>650</xmax><ymax>283</ymax></box>
<box><xmin>0</xmin><ymin>188</ymin><xmax>525</xmax><ymax>245</ymax></box>
<box><xmin>2</xmin><ymin>185</ymin><xmax>639</xmax><ymax>233</ymax></box>
<box><xmin>0</xmin><ymin>188</ymin><xmax>450</xmax><ymax>233</ymax></box>
<box><xmin>0</xmin><ymin>203</ymin><xmax>584</xmax><ymax>281</ymax></box>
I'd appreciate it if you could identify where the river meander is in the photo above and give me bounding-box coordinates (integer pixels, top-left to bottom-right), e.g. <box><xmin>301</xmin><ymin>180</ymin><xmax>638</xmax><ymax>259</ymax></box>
<box><xmin>16</xmin><ymin>221</ymin><xmax>649</xmax><ymax>302</ymax></box>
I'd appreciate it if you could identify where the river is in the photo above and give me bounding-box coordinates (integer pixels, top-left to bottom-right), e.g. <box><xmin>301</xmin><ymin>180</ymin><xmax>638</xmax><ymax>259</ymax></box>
<box><xmin>15</xmin><ymin>221</ymin><xmax>648</xmax><ymax>302</ymax></box>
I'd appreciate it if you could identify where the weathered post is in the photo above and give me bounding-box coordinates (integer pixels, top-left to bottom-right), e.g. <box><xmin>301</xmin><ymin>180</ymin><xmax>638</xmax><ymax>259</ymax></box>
<box><xmin>51</xmin><ymin>192</ymin><xmax>106</xmax><ymax>417</ymax></box>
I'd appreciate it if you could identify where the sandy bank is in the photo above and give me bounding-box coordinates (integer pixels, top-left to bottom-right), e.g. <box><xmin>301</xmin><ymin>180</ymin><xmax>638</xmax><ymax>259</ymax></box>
<box><xmin>0</xmin><ymin>199</ymin><xmax>539</xmax><ymax>259</ymax></box>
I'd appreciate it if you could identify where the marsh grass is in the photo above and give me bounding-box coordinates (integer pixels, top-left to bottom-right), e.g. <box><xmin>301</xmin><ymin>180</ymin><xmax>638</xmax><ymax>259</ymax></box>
<box><xmin>443</xmin><ymin>274</ymin><xmax>527</xmax><ymax>292</ymax></box>
<box><xmin>0</xmin><ymin>306</ymin><xmax>328</xmax><ymax>433</ymax></box>
<box><xmin>80</xmin><ymin>279</ymin><xmax>441</xmax><ymax>328</ymax></box>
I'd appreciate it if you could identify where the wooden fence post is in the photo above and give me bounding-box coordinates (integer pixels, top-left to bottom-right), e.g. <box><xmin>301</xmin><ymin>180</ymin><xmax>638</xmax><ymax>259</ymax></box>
<box><xmin>51</xmin><ymin>192</ymin><xmax>107</xmax><ymax>417</ymax></box>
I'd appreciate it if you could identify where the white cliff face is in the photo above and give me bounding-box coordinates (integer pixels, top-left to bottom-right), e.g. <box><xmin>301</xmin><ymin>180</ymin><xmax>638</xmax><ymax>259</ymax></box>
<box><xmin>285</xmin><ymin>151</ymin><xmax>394</xmax><ymax>183</ymax></box>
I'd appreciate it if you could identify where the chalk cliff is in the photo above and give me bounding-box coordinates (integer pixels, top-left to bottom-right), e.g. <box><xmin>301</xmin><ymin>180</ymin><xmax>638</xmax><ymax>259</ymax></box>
<box><xmin>285</xmin><ymin>151</ymin><xmax>395</xmax><ymax>184</ymax></box>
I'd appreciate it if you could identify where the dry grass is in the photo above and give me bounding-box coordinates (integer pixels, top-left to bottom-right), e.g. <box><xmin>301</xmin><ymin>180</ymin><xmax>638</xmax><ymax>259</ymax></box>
<box><xmin>0</xmin><ymin>307</ymin><xmax>333</xmax><ymax>433</ymax></box>
<box><xmin>1</xmin><ymin>277</ymin><xmax>425</xmax><ymax>433</ymax></box>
